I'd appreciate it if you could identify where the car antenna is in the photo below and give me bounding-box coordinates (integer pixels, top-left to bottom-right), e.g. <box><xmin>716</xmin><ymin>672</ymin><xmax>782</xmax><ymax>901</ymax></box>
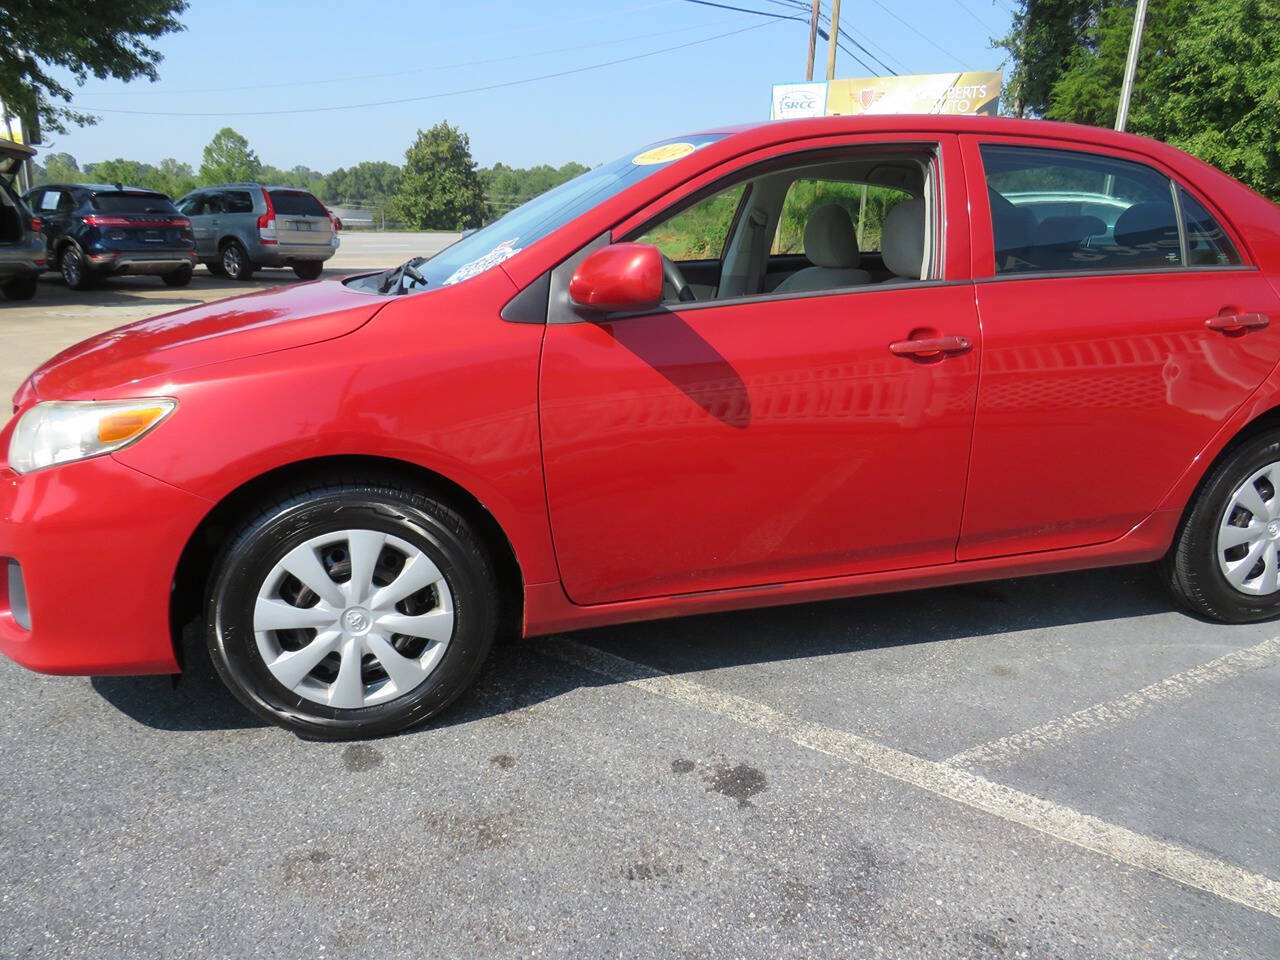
<box><xmin>114</xmin><ymin>181</ymin><xmax>123</xmax><ymax>191</ymax></box>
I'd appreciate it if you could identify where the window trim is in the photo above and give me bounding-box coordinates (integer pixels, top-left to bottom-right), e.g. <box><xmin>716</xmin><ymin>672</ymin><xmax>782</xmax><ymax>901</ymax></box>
<box><xmin>966</xmin><ymin>135</ymin><xmax>1254</xmax><ymax>281</ymax></box>
<box><xmin>612</xmin><ymin>143</ymin><xmax>944</xmax><ymax>309</ymax></box>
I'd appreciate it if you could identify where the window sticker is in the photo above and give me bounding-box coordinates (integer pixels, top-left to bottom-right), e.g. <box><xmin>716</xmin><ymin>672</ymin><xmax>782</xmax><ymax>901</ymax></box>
<box><xmin>632</xmin><ymin>142</ymin><xmax>696</xmax><ymax>166</ymax></box>
<box><xmin>441</xmin><ymin>238</ymin><xmax>523</xmax><ymax>286</ymax></box>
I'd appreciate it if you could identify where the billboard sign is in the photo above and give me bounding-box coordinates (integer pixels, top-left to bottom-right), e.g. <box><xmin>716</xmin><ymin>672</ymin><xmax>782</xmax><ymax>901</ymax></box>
<box><xmin>825</xmin><ymin>71</ymin><xmax>1002</xmax><ymax>116</ymax></box>
<box><xmin>771</xmin><ymin>71</ymin><xmax>1002</xmax><ymax>120</ymax></box>
<box><xmin>770</xmin><ymin>82</ymin><xmax>829</xmax><ymax>121</ymax></box>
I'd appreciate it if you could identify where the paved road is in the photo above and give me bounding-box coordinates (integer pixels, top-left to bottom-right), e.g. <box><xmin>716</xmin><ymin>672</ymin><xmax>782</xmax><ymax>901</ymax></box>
<box><xmin>1</xmin><ymin>231</ymin><xmax>1279</xmax><ymax>957</ymax></box>
<box><xmin>0</xmin><ymin>231</ymin><xmax>459</xmax><ymax>398</ymax></box>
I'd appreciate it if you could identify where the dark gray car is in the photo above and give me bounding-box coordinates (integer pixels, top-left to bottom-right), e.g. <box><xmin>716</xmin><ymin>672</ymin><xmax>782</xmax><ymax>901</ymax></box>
<box><xmin>0</xmin><ymin>142</ymin><xmax>47</xmax><ymax>301</ymax></box>
<box><xmin>176</xmin><ymin>184</ymin><xmax>338</xmax><ymax>281</ymax></box>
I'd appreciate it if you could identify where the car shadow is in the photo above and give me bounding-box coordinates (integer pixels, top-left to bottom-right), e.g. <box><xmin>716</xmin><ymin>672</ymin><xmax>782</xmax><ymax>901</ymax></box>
<box><xmin>90</xmin><ymin>563</ymin><xmax>1186</xmax><ymax>736</ymax></box>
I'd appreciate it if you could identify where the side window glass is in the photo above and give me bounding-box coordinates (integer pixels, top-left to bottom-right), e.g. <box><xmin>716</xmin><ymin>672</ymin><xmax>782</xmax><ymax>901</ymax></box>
<box><xmin>56</xmin><ymin>191</ymin><xmax>76</xmax><ymax>214</ymax></box>
<box><xmin>36</xmin><ymin>190</ymin><xmax>60</xmax><ymax>213</ymax></box>
<box><xmin>981</xmin><ymin>144</ymin><xmax>1181</xmax><ymax>274</ymax></box>
<box><xmin>226</xmin><ymin>191</ymin><xmax>255</xmax><ymax>214</ymax></box>
<box><xmin>634</xmin><ymin>184</ymin><xmax>745</xmax><ymax>262</ymax></box>
<box><xmin>177</xmin><ymin>196</ymin><xmax>202</xmax><ymax>216</ymax></box>
<box><xmin>1180</xmin><ymin>188</ymin><xmax>1242</xmax><ymax>266</ymax></box>
<box><xmin>772</xmin><ymin>179</ymin><xmax>911</xmax><ymax>255</ymax></box>
<box><xmin>204</xmin><ymin>192</ymin><xmax>226</xmax><ymax>214</ymax></box>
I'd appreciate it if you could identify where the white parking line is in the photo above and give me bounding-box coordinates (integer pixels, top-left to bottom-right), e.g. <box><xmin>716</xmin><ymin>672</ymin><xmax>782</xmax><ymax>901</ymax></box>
<box><xmin>535</xmin><ymin>638</ymin><xmax>1280</xmax><ymax>920</ymax></box>
<box><xmin>948</xmin><ymin>636</ymin><xmax>1280</xmax><ymax>769</ymax></box>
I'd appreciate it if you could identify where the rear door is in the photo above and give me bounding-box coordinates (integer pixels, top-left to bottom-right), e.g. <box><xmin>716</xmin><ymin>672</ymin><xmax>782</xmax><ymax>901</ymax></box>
<box><xmin>27</xmin><ymin>188</ymin><xmax>67</xmax><ymax>251</ymax></box>
<box><xmin>958</xmin><ymin>135</ymin><xmax>1280</xmax><ymax>559</ymax></box>
<box><xmin>269</xmin><ymin>189</ymin><xmax>333</xmax><ymax>251</ymax></box>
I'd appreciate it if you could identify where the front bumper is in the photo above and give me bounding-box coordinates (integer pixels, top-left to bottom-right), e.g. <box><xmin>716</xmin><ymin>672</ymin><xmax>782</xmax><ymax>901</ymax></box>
<box><xmin>0</xmin><ymin>455</ymin><xmax>210</xmax><ymax>675</ymax></box>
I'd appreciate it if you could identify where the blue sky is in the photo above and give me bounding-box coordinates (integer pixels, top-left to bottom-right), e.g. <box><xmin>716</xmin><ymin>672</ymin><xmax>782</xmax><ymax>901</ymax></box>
<box><xmin>50</xmin><ymin>0</ymin><xmax>1013</xmax><ymax>172</ymax></box>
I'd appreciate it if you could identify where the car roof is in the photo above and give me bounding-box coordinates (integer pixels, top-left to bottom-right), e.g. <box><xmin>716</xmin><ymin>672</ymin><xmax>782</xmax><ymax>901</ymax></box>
<box><xmin>35</xmin><ymin>183</ymin><xmax>165</xmax><ymax>195</ymax></box>
<box><xmin>695</xmin><ymin>114</ymin><xmax>1156</xmax><ymax>148</ymax></box>
<box><xmin>195</xmin><ymin>184</ymin><xmax>316</xmax><ymax>192</ymax></box>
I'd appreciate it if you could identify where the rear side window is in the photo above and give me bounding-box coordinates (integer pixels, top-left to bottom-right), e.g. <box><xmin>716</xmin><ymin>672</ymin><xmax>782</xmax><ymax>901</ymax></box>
<box><xmin>1180</xmin><ymin>187</ymin><xmax>1242</xmax><ymax>266</ymax></box>
<box><xmin>92</xmin><ymin>193</ymin><xmax>178</xmax><ymax>215</ymax></box>
<box><xmin>225</xmin><ymin>191</ymin><xmax>255</xmax><ymax>214</ymax></box>
<box><xmin>269</xmin><ymin>190</ymin><xmax>326</xmax><ymax>216</ymax></box>
<box><xmin>981</xmin><ymin>144</ymin><xmax>1181</xmax><ymax>274</ymax></box>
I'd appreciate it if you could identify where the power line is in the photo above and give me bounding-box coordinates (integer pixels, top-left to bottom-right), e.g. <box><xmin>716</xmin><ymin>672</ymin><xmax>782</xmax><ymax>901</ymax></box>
<box><xmin>72</xmin><ymin>19</ymin><xmax>738</xmax><ymax>98</ymax></box>
<box><xmin>863</xmin><ymin>0</ymin><xmax>970</xmax><ymax>68</ymax></box>
<box><xmin>676</xmin><ymin>0</ymin><xmax>882</xmax><ymax>74</ymax></box>
<box><xmin>75</xmin><ymin>22</ymin><xmax>782</xmax><ymax>118</ymax></box>
<box><xmin>950</xmin><ymin>0</ymin><xmax>1002</xmax><ymax>34</ymax></box>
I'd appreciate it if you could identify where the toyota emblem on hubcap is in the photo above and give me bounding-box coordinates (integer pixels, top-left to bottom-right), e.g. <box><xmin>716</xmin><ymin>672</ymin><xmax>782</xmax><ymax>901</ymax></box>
<box><xmin>343</xmin><ymin>608</ymin><xmax>370</xmax><ymax>632</ymax></box>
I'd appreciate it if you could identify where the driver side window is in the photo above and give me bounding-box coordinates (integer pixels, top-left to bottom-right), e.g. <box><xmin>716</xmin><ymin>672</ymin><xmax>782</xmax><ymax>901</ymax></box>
<box><xmin>634</xmin><ymin>184</ymin><xmax>745</xmax><ymax>263</ymax></box>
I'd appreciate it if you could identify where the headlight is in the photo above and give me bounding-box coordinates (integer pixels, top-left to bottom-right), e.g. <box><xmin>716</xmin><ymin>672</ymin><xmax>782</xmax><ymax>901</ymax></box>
<box><xmin>7</xmin><ymin>399</ymin><xmax>177</xmax><ymax>475</ymax></box>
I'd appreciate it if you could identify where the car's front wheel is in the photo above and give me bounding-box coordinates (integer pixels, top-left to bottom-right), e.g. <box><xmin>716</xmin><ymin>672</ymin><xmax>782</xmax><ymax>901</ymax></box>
<box><xmin>205</xmin><ymin>480</ymin><xmax>498</xmax><ymax>738</ymax></box>
<box><xmin>1166</xmin><ymin>429</ymin><xmax>1280</xmax><ymax>622</ymax></box>
<box><xmin>1</xmin><ymin>275</ymin><xmax>37</xmax><ymax>300</ymax></box>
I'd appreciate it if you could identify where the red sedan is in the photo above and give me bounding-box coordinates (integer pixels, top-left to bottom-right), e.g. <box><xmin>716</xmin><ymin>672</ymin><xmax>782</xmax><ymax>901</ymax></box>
<box><xmin>4</xmin><ymin>115</ymin><xmax>1280</xmax><ymax>738</ymax></box>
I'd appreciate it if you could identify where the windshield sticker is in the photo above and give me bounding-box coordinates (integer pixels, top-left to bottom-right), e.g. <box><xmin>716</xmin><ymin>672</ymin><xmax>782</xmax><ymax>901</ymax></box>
<box><xmin>441</xmin><ymin>238</ymin><xmax>523</xmax><ymax>286</ymax></box>
<box><xmin>631</xmin><ymin>142</ymin><xmax>696</xmax><ymax>166</ymax></box>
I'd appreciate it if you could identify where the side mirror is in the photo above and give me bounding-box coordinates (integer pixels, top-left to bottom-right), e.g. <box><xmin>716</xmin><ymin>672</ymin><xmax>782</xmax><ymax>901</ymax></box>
<box><xmin>569</xmin><ymin>242</ymin><xmax>663</xmax><ymax>313</ymax></box>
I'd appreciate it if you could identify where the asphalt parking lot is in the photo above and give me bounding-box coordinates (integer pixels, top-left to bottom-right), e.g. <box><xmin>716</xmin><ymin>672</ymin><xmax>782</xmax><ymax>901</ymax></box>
<box><xmin>2</xmin><ymin>237</ymin><xmax>1279</xmax><ymax>958</ymax></box>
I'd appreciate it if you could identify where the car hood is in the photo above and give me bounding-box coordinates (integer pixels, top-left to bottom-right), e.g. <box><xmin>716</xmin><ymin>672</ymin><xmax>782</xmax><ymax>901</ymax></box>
<box><xmin>29</xmin><ymin>280</ymin><xmax>389</xmax><ymax>399</ymax></box>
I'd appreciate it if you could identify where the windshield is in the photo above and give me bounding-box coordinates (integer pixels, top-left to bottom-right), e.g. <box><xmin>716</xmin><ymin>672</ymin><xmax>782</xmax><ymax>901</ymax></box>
<box><xmin>352</xmin><ymin>134</ymin><xmax>723</xmax><ymax>294</ymax></box>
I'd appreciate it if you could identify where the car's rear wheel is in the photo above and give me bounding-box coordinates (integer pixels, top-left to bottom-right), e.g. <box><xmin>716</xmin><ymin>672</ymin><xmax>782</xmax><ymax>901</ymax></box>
<box><xmin>162</xmin><ymin>264</ymin><xmax>194</xmax><ymax>287</ymax></box>
<box><xmin>220</xmin><ymin>240</ymin><xmax>255</xmax><ymax>281</ymax></box>
<box><xmin>1</xmin><ymin>275</ymin><xmax>37</xmax><ymax>300</ymax></box>
<box><xmin>205</xmin><ymin>481</ymin><xmax>498</xmax><ymax>738</ymax></box>
<box><xmin>292</xmin><ymin>261</ymin><xmax>323</xmax><ymax>281</ymax></box>
<box><xmin>1165</xmin><ymin>429</ymin><xmax>1280</xmax><ymax>622</ymax></box>
<box><xmin>60</xmin><ymin>245</ymin><xmax>95</xmax><ymax>290</ymax></box>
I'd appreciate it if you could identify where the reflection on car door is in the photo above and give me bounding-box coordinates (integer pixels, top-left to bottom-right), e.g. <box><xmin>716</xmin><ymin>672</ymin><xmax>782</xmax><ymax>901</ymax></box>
<box><xmin>179</xmin><ymin>194</ymin><xmax>213</xmax><ymax>258</ymax></box>
<box><xmin>958</xmin><ymin>136</ymin><xmax>1280</xmax><ymax>559</ymax></box>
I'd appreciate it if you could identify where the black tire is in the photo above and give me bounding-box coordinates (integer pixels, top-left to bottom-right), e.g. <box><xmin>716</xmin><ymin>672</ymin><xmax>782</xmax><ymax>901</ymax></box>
<box><xmin>205</xmin><ymin>480</ymin><xmax>498</xmax><ymax>739</ymax></box>
<box><xmin>220</xmin><ymin>240</ymin><xmax>255</xmax><ymax>280</ymax></box>
<box><xmin>1</xmin><ymin>275</ymin><xmax>37</xmax><ymax>300</ymax></box>
<box><xmin>292</xmin><ymin>261</ymin><xmax>324</xmax><ymax>281</ymax></box>
<box><xmin>1164</xmin><ymin>429</ymin><xmax>1280</xmax><ymax>622</ymax></box>
<box><xmin>207</xmin><ymin>261</ymin><xmax>226</xmax><ymax>277</ymax></box>
<box><xmin>60</xmin><ymin>244</ymin><xmax>95</xmax><ymax>290</ymax></box>
<box><xmin>162</xmin><ymin>264</ymin><xmax>194</xmax><ymax>287</ymax></box>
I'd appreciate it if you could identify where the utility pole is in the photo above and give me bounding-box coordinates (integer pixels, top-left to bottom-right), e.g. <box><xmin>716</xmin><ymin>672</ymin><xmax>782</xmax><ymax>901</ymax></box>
<box><xmin>1114</xmin><ymin>0</ymin><xmax>1149</xmax><ymax>132</ymax></box>
<box><xmin>825</xmin><ymin>0</ymin><xmax>842</xmax><ymax>81</ymax></box>
<box><xmin>805</xmin><ymin>0</ymin><xmax>821</xmax><ymax>81</ymax></box>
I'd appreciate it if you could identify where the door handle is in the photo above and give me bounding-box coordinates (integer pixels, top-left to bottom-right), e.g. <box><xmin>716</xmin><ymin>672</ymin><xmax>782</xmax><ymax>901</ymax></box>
<box><xmin>889</xmin><ymin>334</ymin><xmax>972</xmax><ymax>358</ymax></box>
<box><xmin>1206</xmin><ymin>312</ymin><xmax>1269</xmax><ymax>334</ymax></box>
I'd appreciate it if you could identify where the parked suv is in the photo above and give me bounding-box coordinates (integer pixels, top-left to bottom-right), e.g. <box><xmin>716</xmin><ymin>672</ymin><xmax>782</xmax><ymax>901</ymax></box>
<box><xmin>23</xmin><ymin>183</ymin><xmax>196</xmax><ymax>289</ymax></box>
<box><xmin>0</xmin><ymin>142</ymin><xmax>47</xmax><ymax>301</ymax></box>
<box><xmin>176</xmin><ymin>185</ymin><xmax>339</xmax><ymax>281</ymax></box>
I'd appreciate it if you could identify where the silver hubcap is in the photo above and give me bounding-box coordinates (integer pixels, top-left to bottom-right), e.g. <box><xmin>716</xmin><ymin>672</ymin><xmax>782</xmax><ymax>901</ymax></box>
<box><xmin>1218</xmin><ymin>461</ymin><xmax>1280</xmax><ymax>595</ymax></box>
<box><xmin>224</xmin><ymin>246</ymin><xmax>241</xmax><ymax>274</ymax></box>
<box><xmin>253</xmin><ymin>529</ymin><xmax>454</xmax><ymax>709</ymax></box>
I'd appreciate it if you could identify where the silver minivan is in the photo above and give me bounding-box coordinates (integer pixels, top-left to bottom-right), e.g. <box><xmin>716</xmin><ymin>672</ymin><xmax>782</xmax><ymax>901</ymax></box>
<box><xmin>175</xmin><ymin>184</ymin><xmax>338</xmax><ymax>281</ymax></box>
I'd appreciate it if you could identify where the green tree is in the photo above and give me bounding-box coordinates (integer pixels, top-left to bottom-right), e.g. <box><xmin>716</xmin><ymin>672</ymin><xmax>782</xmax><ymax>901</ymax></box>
<box><xmin>478</xmin><ymin>161</ymin><xmax>588</xmax><ymax>220</ymax></box>
<box><xmin>199</xmin><ymin>127</ymin><xmax>261</xmax><ymax>184</ymax></box>
<box><xmin>996</xmin><ymin>0</ymin><xmax>1098</xmax><ymax>117</ymax></box>
<box><xmin>322</xmin><ymin>160</ymin><xmax>402</xmax><ymax>205</ymax></box>
<box><xmin>391</xmin><ymin>122</ymin><xmax>486</xmax><ymax>230</ymax></box>
<box><xmin>0</xmin><ymin>0</ymin><xmax>186</xmax><ymax>137</ymax></box>
<box><xmin>154</xmin><ymin>157</ymin><xmax>197</xmax><ymax>197</ymax></box>
<box><xmin>35</xmin><ymin>151</ymin><xmax>81</xmax><ymax>183</ymax></box>
<box><xmin>1047</xmin><ymin>0</ymin><xmax>1280</xmax><ymax>198</ymax></box>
